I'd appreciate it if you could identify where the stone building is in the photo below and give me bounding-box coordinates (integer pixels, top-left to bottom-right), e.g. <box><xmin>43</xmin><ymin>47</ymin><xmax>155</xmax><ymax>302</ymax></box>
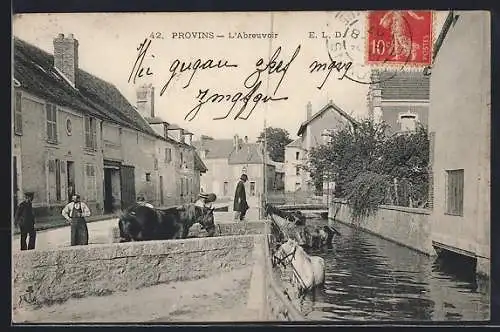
<box><xmin>295</xmin><ymin>101</ymin><xmax>358</xmax><ymax>192</ymax></box>
<box><xmin>428</xmin><ymin>11</ymin><xmax>490</xmax><ymax>277</ymax></box>
<box><xmin>135</xmin><ymin>84</ymin><xmax>207</xmax><ymax>205</ymax></box>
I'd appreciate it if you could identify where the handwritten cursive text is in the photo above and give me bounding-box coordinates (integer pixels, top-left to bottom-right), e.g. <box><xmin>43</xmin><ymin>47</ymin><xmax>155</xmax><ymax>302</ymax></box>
<box><xmin>243</xmin><ymin>45</ymin><xmax>301</xmax><ymax>95</ymax></box>
<box><xmin>160</xmin><ymin>58</ymin><xmax>238</xmax><ymax>96</ymax></box>
<box><xmin>184</xmin><ymin>81</ymin><xmax>288</xmax><ymax>122</ymax></box>
<box><xmin>128</xmin><ymin>38</ymin><xmax>154</xmax><ymax>84</ymax></box>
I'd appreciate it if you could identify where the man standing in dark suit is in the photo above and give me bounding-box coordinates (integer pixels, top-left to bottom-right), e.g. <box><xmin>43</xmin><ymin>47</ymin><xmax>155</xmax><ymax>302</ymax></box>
<box><xmin>233</xmin><ymin>174</ymin><xmax>249</xmax><ymax>221</ymax></box>
<box><xmin>14</xmin><ymin>192</ymin><xmax>36</xmax><ymax>250</ymax></box>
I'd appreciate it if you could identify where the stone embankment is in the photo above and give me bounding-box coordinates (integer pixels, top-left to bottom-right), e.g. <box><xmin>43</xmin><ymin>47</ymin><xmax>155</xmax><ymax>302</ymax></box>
<box><xmin>13</xmin><ymin>220</ymin><xmax>306</xmax><ymax>323</ymax></box>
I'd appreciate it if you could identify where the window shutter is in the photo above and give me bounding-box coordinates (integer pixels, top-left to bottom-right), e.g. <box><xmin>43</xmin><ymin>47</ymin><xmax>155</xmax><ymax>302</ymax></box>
<box><xmin>48</xmin><ymin>160</ymin><xmax>55</xmax><ymax>173</ymax></box>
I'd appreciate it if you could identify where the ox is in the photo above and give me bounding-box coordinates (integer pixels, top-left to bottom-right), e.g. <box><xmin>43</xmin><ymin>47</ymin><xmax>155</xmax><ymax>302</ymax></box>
<box><xmin>118</xmin><ymin>203</ymin><xmax>215</xmax><ymax>242</ymax></box>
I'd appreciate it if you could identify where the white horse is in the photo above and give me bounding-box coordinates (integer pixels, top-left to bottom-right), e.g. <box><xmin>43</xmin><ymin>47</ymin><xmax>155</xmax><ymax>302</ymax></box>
<box><xmin>274</xmin><ymin>238</ymin><xmax>325</xmax><ymax>292</ymax></box>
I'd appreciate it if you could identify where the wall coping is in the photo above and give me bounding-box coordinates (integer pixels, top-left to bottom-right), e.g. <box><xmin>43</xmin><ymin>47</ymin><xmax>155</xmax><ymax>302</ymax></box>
<box><xmin>331</xmin><ymin>199</ymin><xmax>431</xmax><ymax>215</ymax></box>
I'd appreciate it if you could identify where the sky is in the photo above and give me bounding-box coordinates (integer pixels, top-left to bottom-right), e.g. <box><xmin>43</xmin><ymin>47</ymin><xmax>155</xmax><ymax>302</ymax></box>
<box><xmin>13</xmin><ymin>11</ymin><xmax>447</xmax><ymax>141</ymax></box>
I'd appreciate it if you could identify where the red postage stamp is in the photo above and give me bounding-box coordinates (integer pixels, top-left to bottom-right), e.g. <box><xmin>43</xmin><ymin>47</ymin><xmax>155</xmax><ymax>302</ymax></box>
<box><xmin>366</xmin><ymin>11</ymin><xmax>433</xmax><ymax>66</ymax></box>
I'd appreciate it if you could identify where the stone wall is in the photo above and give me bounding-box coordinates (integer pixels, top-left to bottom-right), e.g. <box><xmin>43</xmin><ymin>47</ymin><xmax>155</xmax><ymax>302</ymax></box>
<box><xmin>13</xmin><ymin>235</ymin><xmax>257</xmax><ymax>310</ymax></box>
<box><xmin>329</xmin><ymin>199</ymin><xmax>435</xmax><ymax>256</ymax></box>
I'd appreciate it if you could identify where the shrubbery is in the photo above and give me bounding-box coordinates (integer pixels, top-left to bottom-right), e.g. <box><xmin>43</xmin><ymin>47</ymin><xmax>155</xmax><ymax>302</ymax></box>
<box><xmin>305</xmin><ymin>118</ymin><xmax>429</xmax><ymax>219</ymax></box>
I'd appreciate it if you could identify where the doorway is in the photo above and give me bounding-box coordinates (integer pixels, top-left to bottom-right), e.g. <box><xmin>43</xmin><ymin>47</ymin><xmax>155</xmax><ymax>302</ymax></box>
<box><xmin>66</xmin><ymin>161</ymin><xmax>75</xmax><ymax>202</ymax></box>
<box><xmin>159</xmin><ymin>175</ymin><xmax>164</xmax><ymax>206</ymax></box>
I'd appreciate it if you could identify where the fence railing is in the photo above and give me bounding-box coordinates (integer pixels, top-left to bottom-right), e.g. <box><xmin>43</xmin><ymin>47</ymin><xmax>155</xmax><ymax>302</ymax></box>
<box><xmin>266</xmin><ymin>190</ymin><xmax>323</xmax><ymax>206</ymax></box>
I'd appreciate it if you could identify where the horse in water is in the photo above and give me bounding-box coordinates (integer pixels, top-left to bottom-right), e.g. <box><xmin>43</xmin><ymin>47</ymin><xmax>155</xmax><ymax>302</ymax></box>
<box><xmin>273</xmin><ymin>238</ymin><xmax>325</xmax><ymax>292</ymax></box>
<box><xmin>118</xmin><ymin>203</ymin><xmax>215</xmax><ymax>242</ymax></box>
<box><xmin>264</xmin><ymin>203</ymin><xmax>306</xmax><ymax>226</ymax></box>
<box><xmin>303</xmin><ymin>225</ymin><xmax>340</xmax><ymax>249</ymax></box>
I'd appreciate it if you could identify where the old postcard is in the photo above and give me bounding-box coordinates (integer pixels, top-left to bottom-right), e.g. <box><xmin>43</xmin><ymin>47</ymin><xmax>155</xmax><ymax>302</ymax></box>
<box><xmin>12</xmin><ymin>10</ymin><xmax>491</xmax><ymax>324</ymax></box>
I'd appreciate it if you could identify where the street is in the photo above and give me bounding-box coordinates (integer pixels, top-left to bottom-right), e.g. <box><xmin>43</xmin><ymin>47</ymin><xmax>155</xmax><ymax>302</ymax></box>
<box><xmin>12</xmin><ymin>218</ymin><xmax>118</xmax><ymax>252</ymax></box>
<box><xmin>12</xmin><ymin>206</ymin><xmax>261</xmax><ymax>252</ymax></box>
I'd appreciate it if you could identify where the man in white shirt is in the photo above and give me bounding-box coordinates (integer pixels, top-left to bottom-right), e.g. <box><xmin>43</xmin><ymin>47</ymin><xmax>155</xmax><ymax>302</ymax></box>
<box><xmin>62</xmin><ymin>194</ymin><xmax>91</xmax><ymax>246</ymax></box>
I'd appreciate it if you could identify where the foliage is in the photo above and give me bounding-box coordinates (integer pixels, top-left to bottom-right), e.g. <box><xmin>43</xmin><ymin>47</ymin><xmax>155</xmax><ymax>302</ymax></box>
<box><xmin>257</xmin><ymin>127</ymin><xmax>293</xmax><ymax>162</ymax></box>
<box><xmin>305</xmin><ymin>118</ymin><xmax>430</xmax><ymax>219</ymax></box>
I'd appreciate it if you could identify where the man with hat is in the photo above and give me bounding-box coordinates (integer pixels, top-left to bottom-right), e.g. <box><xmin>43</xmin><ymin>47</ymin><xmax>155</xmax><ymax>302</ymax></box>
<box><xmin>233</xmin><ymin>174</ymin><xmax>249</xmax><ymax>221</ymax></box>
<box><xmin>14</xmin><ymin>191</ymin><xmax>36</xmax><ymax>250</ymax></box>
<box><xmin>62</xmin><ymin>194</ymin><xmax>92</xmax><ymax>246</ymax></box>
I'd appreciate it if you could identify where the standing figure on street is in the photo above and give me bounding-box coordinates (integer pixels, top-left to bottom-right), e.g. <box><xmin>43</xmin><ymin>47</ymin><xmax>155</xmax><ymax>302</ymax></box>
<box><xmin>14</xmin><ymin>192</ymin><xmax>36</xmax><ymax>250</ymax></box>
<box><xmin>233</xmin><ymin>174</ymin><xmax>249</xmax><ymax>221</ymax></box>
<box><xmin>62</xmin><ymin>194</ymin><xmax>91</xmax><ymax>246</ymax></box>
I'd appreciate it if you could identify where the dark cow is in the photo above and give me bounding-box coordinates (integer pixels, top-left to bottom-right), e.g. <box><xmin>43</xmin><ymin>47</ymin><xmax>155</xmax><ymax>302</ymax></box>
<box><xmin>264</xmin><ymin>203</ymin><xmax>306</xmax><ymax>226</ymax></box>
<box><xmin>118</xmin><ymin>203</ymin><xmax>215</xmax><ymax>242</ymax></box>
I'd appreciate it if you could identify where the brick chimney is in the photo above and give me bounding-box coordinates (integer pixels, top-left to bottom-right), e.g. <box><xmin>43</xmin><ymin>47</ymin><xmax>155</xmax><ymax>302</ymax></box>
<box><xmin>53</xmin><ymin>33</ymin><xmax>79</xmax><ymax>87</ymax></box>
<box><xmin>136</xmin><ymin>84</ymin><xmax>155</xmax><ymax>119</ymax></box>
<box><xmin>306</xmin><ymin>101</ymin><xmax>312</xmax><ymax>120</ymax></box>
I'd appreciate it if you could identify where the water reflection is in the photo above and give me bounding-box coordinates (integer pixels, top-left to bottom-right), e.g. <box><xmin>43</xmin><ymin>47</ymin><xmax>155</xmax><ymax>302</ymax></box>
<box><xmin>301</xmin><ymin>220</ymin><xmax>490</xmax><ymax>321</ymax></box>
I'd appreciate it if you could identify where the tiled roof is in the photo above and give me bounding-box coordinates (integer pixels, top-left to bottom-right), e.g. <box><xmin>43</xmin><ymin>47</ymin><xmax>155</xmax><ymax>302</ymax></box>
<box><xmin>14</xmin><ymin>37</ymin><xmax>159</xmax><ymax>137</ymax></box>
<box><xmin>228</xmin><ymin>143</ymin><xmax>264</xmax><ymax>165</ymax></box>
<box><xmin>297</xmin><ymin>101</ymin><xmax>358</xmax><ymax>136</ymax></box>
<box><xmin>286</xmin><ymin>138</ymin><xmax>303</xmax><ymax>148</ymax></box>
<box><xmin>376</xmin><ymin>70</ymin><xmax>430</xmax><ymax>100</ymax></box>
<box><xmin>192</xmin><ymin>139</ymin><xmax>235</xmax><ymax>159</ymax></box>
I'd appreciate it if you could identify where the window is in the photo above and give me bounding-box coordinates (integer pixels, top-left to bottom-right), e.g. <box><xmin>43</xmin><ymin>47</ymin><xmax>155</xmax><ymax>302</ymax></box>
<box><xmin>295</xmin><ymin>151</ymin><xmax>299</xmax><ymax>160</ymax></box>
<box><xmin>165</xmin><ymin>148</ymin><xmax>172</xmax><ymax>163</ymax></box>
<box><xmin>84</xmin><ymin>116</ymin><xmax>97</xmax><ymax>150</ymax></box>
<box><xmin>296</xmin><ymin>167</ymin><xmax>300</xmax><ymax>176</ymax></box>
<box><xmin>250</xmin><ymin>182</ymin><xmax>256</xmax><ymax>196</ymax></box>
<box><xmin>14</xmin><ymin>91</ymin><xmax>22</xmax><ymax>135</ymax></box>
<box><xmin>446</xmin><ymin>169</ymin><xmax>464</xmax><ymax>216</ymax></box>
<box><xmin>146</xmin><ymin>172</ymin><xmax>151</xmax><ymax>182</ymax></box>
<box><xmin>46</xmin><ymin>104</ymin><xmax>58</xmax><ymax>143</ymax></box>
<box><xmin>223</xmin><ymin>181</ymin><xmax>229</xmax><ymax>196</ymax></box>
<box><xmin>295</xmin><ymin>182</ymin><xmax>301</xmax><ymax>191</ymax></box>
<box><xmin>180</xmin><ymin>152</ymin><xmax>184</xmax><ymax>168</ymax></box>
<box><xmin>85</xmin><ymin>163</ymin><xmax>97</xmax><ymax>201</ymax></box>
<box><xmin>153</xmin><ymin>158</ymin><xmax>158</xmax><ymax>170</ymax></box>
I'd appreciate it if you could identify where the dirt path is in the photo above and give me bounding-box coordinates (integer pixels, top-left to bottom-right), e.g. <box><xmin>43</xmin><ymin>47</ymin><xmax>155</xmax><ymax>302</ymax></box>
<box><xmin>13</xmin><ymin>266</ymin><xmax>258</xmax><ymax>323</ymax></box>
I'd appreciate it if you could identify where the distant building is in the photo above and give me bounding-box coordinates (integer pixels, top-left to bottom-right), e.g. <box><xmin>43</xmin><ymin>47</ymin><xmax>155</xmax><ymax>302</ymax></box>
<box><xmin>296</xmin><ymin>101</ymin><xmax>357</xmax><ymax>192</ymax></box>
<box><xmin>367</xmin><ymin>69</ymin><xmax>430</xmax><ymax>134</ymax></box>
<box><xmin>428</xmin><ymin>11</ymin><xmax>490</xmax><ymax>277</ymax></box>
<box><xmin>193</xmin><ymin>135</ymin><xmax>276</xmax><ymax>201</ymax></box>
<box><xmin>135</xmin><ymin>84</ymin><xmax>207</xmax><ymax>205</ymax></box>
<box><xmin>284</xmin><ymin>138</ymin><xmax>305</xmax><ymax>192</ymax></box>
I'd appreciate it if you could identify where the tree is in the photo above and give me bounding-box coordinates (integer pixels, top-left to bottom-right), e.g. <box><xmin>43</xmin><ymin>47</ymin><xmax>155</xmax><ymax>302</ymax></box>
<box><xmin>257</xmin><ymin>127</ymin><xmax>293</xmax><ymax>162</ymax></box>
